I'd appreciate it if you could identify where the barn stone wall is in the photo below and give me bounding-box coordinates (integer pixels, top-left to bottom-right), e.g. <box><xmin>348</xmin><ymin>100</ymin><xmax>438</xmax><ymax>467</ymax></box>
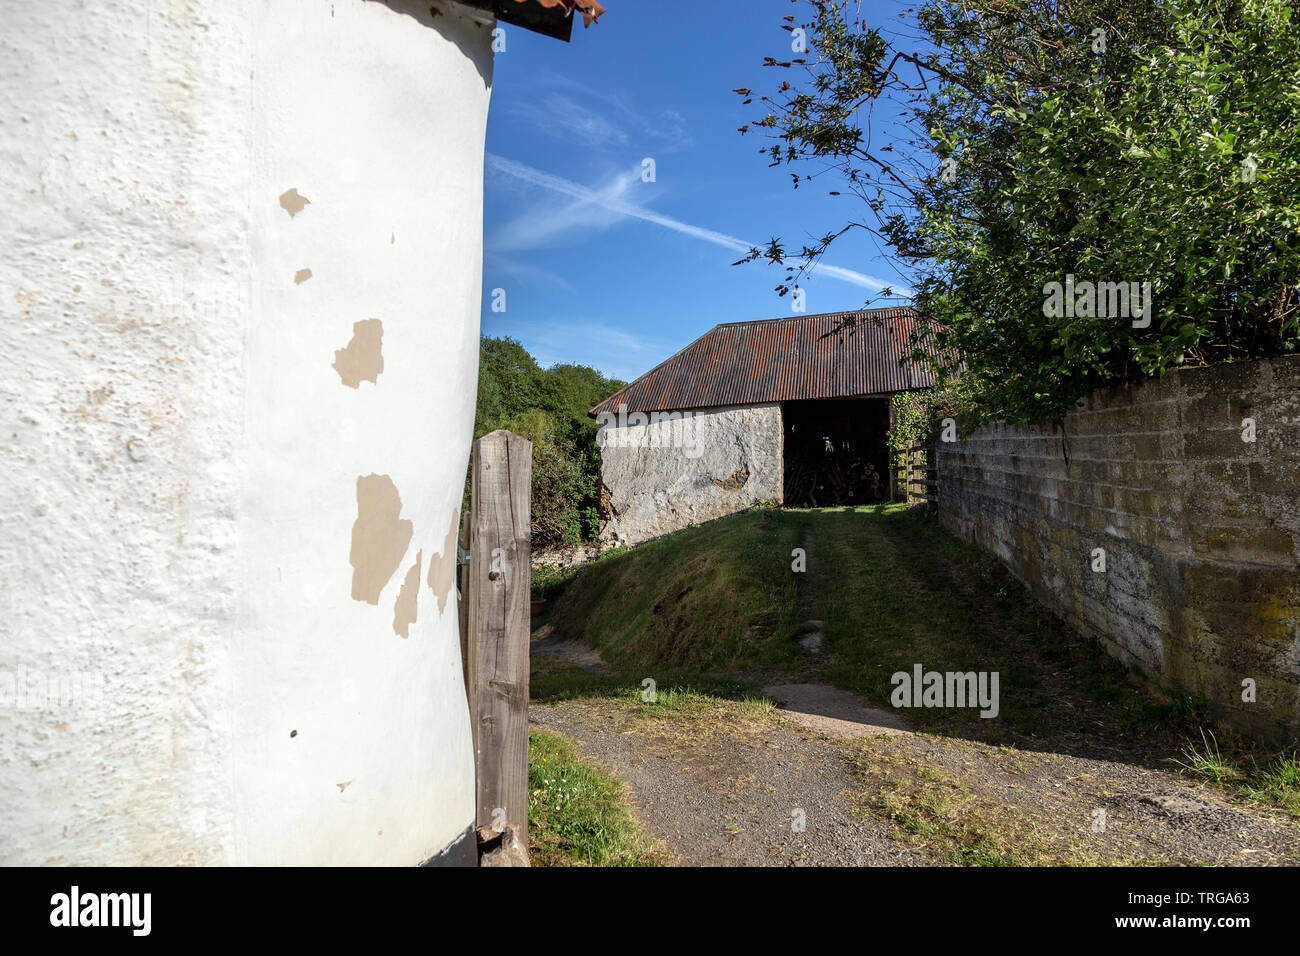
<box><xmin>597</xmin><ymin>404</ymin><xmax>782</xmax><ymax>547</ymax></box>
<box><xmin>935</xmin><ymin>356</ymin><xmax>1300</xmax><ymax>741</ymax></box>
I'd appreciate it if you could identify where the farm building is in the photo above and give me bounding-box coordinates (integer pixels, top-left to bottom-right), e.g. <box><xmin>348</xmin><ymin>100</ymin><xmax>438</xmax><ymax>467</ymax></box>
<box><xmin>591</xmin><ymin>307</ymin><xmax>939</xmax><ymax>547</ymax></box>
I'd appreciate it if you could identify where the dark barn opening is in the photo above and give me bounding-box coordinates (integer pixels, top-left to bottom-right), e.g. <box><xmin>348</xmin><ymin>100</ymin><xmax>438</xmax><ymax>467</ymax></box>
<box><xmin>782</xmin><ymin>398</ymin><xmax>891</xmax><ymax>507</ymax></box>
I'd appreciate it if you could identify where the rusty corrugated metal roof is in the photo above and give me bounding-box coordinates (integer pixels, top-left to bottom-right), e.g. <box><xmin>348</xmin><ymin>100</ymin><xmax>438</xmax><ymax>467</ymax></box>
<box><xmin>462</xmin><ymin>0</ymin><xmax>605</xmax><ymax>40</ymax></box>
<box><xmin>590</xmin><ymin>307</ymin><xmax>942</xmax><ymax>416</ymax></box>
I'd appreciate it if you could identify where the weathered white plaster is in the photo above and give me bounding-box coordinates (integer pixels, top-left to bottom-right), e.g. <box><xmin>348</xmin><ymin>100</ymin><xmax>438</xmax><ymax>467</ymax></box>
<box><xmin>0</xmin><ymin>0</ymin><xmax>490</xmax><ymax>865</ymax></box>
<box><xmin>598</xmin><ymin>404</ymin><xmax>783</xmax><ymax>547</ymax></box>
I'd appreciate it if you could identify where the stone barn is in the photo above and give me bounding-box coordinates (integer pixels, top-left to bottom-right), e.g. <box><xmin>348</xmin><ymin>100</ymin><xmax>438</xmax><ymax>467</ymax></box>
<box><xmin>591</xmin><ymin>307</ymin><xmax>938</xmax><ymax>547</ymax></box>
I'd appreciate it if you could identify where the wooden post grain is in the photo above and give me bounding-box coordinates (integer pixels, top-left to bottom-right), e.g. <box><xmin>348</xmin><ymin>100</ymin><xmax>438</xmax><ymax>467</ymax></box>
<box><xmin>466</xmin><ymin>430</ymin><xmax>532</xmax><ymax>848</ymax></box>
<box><xmin>457</xmin><ymin>501</ymin><xmax>471</xmax><ymax>713</ymax></box>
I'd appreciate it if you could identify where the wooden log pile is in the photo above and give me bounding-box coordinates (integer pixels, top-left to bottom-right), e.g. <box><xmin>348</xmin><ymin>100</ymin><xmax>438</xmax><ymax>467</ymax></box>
<box><xmin>785</xmin><ymin>448</ymin><xmax>882</xmax><ymax>507</ymax></box>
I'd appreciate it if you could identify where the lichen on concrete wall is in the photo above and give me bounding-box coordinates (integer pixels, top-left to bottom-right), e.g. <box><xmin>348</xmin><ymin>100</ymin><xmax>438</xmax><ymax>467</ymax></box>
<box><xmin>936</xmin><ymin>355</ymin><xmax>1300</xmax><ymax>741</ymax></box>
<box><xmin>598</xmin><ymin>404</ymin><xmax>783</xmax><ymax>547</ymax></box>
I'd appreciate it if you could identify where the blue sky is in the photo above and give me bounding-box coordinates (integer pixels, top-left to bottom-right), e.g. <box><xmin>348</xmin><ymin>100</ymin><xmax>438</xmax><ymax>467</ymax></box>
<box><xmin>481</xmin><ymin>0</ymin><xmax>917</xmax><ymax>383</ymax></box>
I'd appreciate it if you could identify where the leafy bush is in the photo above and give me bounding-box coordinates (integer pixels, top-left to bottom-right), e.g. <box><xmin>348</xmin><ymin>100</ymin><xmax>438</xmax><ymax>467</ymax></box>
<box><xmin>531</xmin><ymin>564</ymin><xmax>574</xmax><ymax>602</ymax></box>
<box><xmin>581</xmin><ymin>505</ymin><xmax>602</xmax><ymax>541</ymax></box>
<box><xmin>470</xmin><ymin>337</ymin><xmax>625</xmax><ymax>548</ymax></box>
<box><xmin>744</xmin><ymin>0</ymin><xmax>1300</xmax><ymax>425</ymax></box>
<box><xmin>886</xmin><ymin>384</ymin><xmax>974</xmax><ymax>458</ymax></box>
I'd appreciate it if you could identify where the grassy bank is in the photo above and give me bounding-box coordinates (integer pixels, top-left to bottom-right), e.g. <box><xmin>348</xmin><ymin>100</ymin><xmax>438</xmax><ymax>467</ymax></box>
<box><xmin>545</xmin><ymin>504</ymin><xmax>1162</xmax><ymax>746</ymax></box>
<box><xmin>536</xmin><ymin>503</ymin><xmax>1300</xmax><ymax>819</ymax></box>
<box><xmin>802</xmin><ymin>503</ymin><xmax>1161</xmax><ymax>746</ymax></box>
<box><xmin>542</xmin><ymin>506</ymin><xmax>804</xmax><ymax>673</ymax></box>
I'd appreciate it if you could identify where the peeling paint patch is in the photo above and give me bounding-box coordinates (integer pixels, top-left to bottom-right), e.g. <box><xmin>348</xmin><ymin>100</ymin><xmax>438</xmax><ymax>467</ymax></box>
<box><xmin>426</xmin><ymin>508</ymin><xmax>460</xmax><ymax>614</ymax></box>
<box><xmin>332</xmin><ymin>319</ymin><xmax>383</xmax><ymax>389</ymax></box>
<box><xmin>713</xmin><ymin>465</ymin><xmax>750</xmax><ymax>491</ymax></box>
<box><xmin>393</xmin><ymin>550</ymin><xmax>422</xmax><ymax>638</ymax></box>
<box><xmin>349</xmin><ymin>474</ymin><xmax>413</xmax><ymax>605</ymax></box>
<box><xmin>294</xmin><ymin>268</ymin><xmax>312</xmax><ymax>284</ymax></box>
<box><xmin>279</xmin><ymin>187</ymin><xmax>310</xmax><ymax>217</ymax></box>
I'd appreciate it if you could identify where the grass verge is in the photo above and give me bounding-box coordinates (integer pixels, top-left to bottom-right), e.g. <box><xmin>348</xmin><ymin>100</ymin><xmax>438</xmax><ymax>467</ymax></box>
<box><xmin>799</xmin><ymin>503</ymin><xmax>1166</xmax><ymax>746</ymax></box>
<box><xmin>1177</xmin><ymin>730</ymin><xmax>1300</xmax><ymax>817</ymax></box>
<box><xmin>530</xmin><ymin>658</ymin><xmax>776</xmax><ymax>746</ymax></box>
<box><xmin>528</xmin><ymin>728</ymin><xmax>665</xmax><ymax>867</ymax></box>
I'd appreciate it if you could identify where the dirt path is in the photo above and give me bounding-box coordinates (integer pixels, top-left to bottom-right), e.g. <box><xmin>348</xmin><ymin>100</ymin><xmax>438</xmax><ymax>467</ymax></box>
<box><xmin>530</xmin><ymin>698</ymin><xmax>937</xmax><ymax>866</ymax></box>
<box><xmin>763</xmin><ymin>683</ymin><xmax>912</xmax><ymax>738</ymax></box>
<box><xmin>530</xmin><ymin>672</ymin><xmax>1300</xmax><ymax>866</ymax></box>
<box><xmin>531</xmin><ymin>632</ymin><xmax>609</xmax><ymax>673</ymax></box>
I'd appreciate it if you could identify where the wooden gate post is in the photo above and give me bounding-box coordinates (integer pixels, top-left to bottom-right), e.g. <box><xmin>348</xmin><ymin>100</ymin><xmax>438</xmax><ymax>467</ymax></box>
<box><xmin>904</xmin><ymin>442</ymin><xmax>938</xmax><ymax>509</ymax></box>
<box><xmin>457</xmin><ymin>499</ymin><xmax>471</xmax><ymax>711</ymax></box>
<box><xmin>465</xmin><ymin>429</ymin><xmax>532</xmax><ymax>850</ymax></box>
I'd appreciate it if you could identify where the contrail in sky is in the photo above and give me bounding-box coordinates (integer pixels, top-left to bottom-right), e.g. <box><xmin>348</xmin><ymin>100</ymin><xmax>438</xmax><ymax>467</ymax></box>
<box><xmin>486</xmin><ymin>153</ymin><xmax>909</xmax><ymax>295</ymax></box>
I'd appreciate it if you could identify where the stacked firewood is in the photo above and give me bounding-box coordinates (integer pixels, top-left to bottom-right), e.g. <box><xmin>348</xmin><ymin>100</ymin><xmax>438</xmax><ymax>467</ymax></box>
<box><xmin>785</xmin><ymin>450</ymin><xmax>882</xmax><ymax>507</ymax></box>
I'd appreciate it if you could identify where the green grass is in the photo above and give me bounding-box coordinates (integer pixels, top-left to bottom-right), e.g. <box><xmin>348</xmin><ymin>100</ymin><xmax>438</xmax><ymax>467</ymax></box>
<box><xmin>540</xmin><ymin>502</ymin><xmax>1299</xmax><ymax>818</ymax></box>
<box><xmin>531</xmin><ymin>564</ymin><xmax>577</xmax><ymax>602</ymax></box>
<box><xmin>1175</xmin><ymin>729</ymin><xmax>1243</xmax><ymax>784</ymax></box>
<box><xmin>858</xmin><ymin>750</ymin><xmax>1041</xmax><ymax>865</ymax></box>
<box><xmin>529</xmin><ymin>658</ymin><xmax>777</xmax><ymax>752</ymax></box>
<box><xmin>527</xmin><ymin>729</ymin><xmax>665</xmax><ymax>867</ymax></box>
<box><xmin>1177</xmin><ymin>730</ymin><xmax>1300</xmax><ymax>817</ymax></box>
<box><xmin>846</xmin><ymin>742</ymin><xmax>1177</xmax><ymax>866</ymax></box>
<box><xmin>543</xmin><ymin>505</ymin><xmax>804</xmax><ymax>673</ymax></box>
<box><xmin>1243</xmin><ymin>756</ymin><xmax>1300</xmax><ymax>815</ymax></box>
<box><xmin>548</xmin><ymin>503</ymin><xmax>1163</xmax><ymax>746</ymax></box>
<box><xmin>793</xmin><ymin>503</ymin><xmax>1163</xmax><ymax>744</ymax></box>
<box><xmin>530</xmin><ymin>656</ymin><xmax>763</xmax><ymax>707</ymax></box>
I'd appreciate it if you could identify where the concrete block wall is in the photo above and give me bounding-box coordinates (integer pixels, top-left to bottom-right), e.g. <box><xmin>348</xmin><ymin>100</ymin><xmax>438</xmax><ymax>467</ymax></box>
<box><xmin>936</xmin><ymin>356</ymin><xmax>1300</xmax><ymax>741</ymax></box>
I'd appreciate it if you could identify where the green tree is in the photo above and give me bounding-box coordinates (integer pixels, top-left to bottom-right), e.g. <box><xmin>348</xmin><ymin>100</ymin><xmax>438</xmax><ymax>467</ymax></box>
<box><xmin>743</xmin><ymin>0</ymin><xmax>1300</xmax><ymax>425</ymax></box>
<box><xmin>475</xmin><ymin>336</ymin><xmax>540</xmax><ymax>435</ymax></box>
<box><xmin>471</xmin><ymin>336</ymin><xmax>625</xmax><ymax>547</ymax></box>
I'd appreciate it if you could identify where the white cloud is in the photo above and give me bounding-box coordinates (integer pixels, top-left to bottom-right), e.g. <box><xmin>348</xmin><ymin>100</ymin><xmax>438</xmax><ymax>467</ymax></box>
<box><xmin>507</xmin><ymin>72</ymin><xmax>695</xmax><ymax>153</ymax></box>
<box><xmin>536</xmin><ymin>92</ymin><xmax>631</xmax><ymax>149</ymax></box>
<box><xmin>487</xmin><ymin>163</ymin><xmax>641</xmax><ymax>254</ymax></box>
<box><xmin>483</xmin><ymin>252</ymin><xmax>572</xmax><ymax>289</ymax></box>
<box><xmin>489</xmin><ymin>317</ymin><xmax>674</xmax><ymax>383</ymax></box>
<box><xmin>486</xmin><ymin>154</ymin><xmax>909</xmax><ymax>294</ymax></box>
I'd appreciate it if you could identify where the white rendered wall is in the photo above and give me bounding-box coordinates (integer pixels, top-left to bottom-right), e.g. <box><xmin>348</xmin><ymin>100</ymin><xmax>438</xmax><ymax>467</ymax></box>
<box><xmin>0</xmin><ymin>0</ymin><xmax>490</xmax><ymax>865</ymax></box>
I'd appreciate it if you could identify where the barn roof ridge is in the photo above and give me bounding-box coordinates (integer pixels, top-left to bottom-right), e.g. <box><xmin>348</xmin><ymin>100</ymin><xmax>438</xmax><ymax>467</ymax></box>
<box><xmin>709</xmin><ymin>305</ymin><xmax>916</xmax><ymax>329</ymax></box>
<box><xmin>590</xmin><ymin>305</ymin><xmax>939</xmax><ymax>417</ymax></box>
